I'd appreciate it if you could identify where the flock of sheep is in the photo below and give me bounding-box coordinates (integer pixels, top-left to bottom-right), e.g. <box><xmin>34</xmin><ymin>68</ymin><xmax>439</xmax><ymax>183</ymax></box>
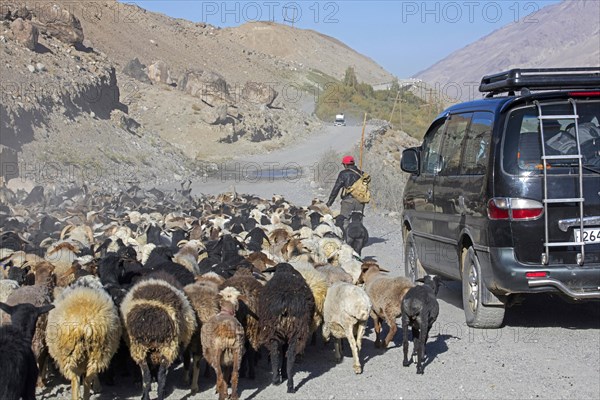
<box><xmin>0</xmin><ymin>184</ymin><xmax>441</xmax><ymax>400</ymax></box>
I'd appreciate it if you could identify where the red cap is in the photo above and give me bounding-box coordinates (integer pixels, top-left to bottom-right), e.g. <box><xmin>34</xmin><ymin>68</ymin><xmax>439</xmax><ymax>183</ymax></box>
<box><xmin>342</xmin><ymin>155</ymin><xmax>355</xmax><ymax>165</ymax></box>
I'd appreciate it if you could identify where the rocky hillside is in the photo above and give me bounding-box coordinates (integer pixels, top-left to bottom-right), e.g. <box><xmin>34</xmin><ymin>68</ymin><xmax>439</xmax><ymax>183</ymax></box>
<box><xmin>228</xmin><ymin>22</ymin><xmax>393</xmax><ymax>84</ymax></box>
<box><xmin>0</xmin><ymin>1</ymin><xmax>394</xmax><ymax>188</ymax></box>
<box><xmin>415</xmin><ymin>0</ymin><xmax>600</xmax><ymax>101</ymax></box>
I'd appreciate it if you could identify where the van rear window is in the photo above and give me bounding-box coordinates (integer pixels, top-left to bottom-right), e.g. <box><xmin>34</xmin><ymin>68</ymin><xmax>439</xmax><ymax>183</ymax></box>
<box><xmin>503</xmin><ymin>100</ymin><xmax>600</xmax><ymax>175</ymax></box>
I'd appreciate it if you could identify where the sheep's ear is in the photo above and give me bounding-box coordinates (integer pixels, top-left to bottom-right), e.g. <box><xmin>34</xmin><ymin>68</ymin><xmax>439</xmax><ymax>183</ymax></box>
<box><xmin>415</xmin><ymin>277</ymin><xmax>426</xmax><ymax>283</ymax></box>
<box><xmin>0</xmin><ymin>302</ymin><xmax>13</xmax><ymax>314</ymax></box>
<box><xmin>378</xmin><ymin>268</ymin><xmax>390</xmax><ymax>273</ymax></box>
<box><xmin>262</xmin><ymin>266</ymin><xmax>277</xmax><ymax>273</ymax></box>
<box><xmin>38</xmin><ymin>304</ymin><xmax>55</xmax><ymax>315</ymax></box>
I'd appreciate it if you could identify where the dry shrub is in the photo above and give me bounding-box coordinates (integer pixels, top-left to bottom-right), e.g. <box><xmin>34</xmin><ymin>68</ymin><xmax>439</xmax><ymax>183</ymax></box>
<box><xmin>314</xmin><ymin>149</ymin><xmax>345</xmax><ymax>189</ymax></box>
<box><xmin>361</xmin><ymin>154</ymin><xmax>408</xmax><ymax>213</ymax></box>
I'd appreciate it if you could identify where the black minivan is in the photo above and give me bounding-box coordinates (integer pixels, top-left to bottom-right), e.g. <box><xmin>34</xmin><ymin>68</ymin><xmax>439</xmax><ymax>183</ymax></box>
<box><xmin>401</xmin><ymin>68</ymin><xmax>600</xmax><ymax>328</ymax></box>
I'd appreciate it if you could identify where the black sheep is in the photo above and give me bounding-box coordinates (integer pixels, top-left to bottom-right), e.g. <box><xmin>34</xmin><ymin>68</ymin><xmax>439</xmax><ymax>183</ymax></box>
<box><xmin>345</xmin><ymin>211</ymin><xmax>369</xmax><ymax>255</ymax></box>
<box><xmin>145</xmin><ymin>261</ymin><xmax>195</xmax><ymax>287</ymax></box>
<box><xmin>0</xmin><ymin>302</ymin><xmax>54</xmax><ymax>400</ymax></box>
<box><xmin>245</xmin><ymin>227</ymin><xmax>270</xmax><ymax>252</ymax></box>
<box><xmin>309</xmin><ymin>212</ymin><xmax>322</xmax><ymax>229</ymax></box>
<box><xmin>401</xmin><ymin>275</ymin><xmax>441</xmax><ymax>374</ymax></box>
<box><xmin>258</xmin><ymin>263</ymin><xmax>315</xmax><ymax>393</ymax></box>
<box><xmin>7</xmin><ymin>263</ymin><xmax>30</xmax><ymax>285</ymax></box>
<box><xmin>0</xmin><ymin>232</ymin><xmax>26</xmax><ymax>252</ymax></box>
<box><xmin>144</xmin><ymin>246</ymin><xmax>174</xmax><ymax>269</ymax></box>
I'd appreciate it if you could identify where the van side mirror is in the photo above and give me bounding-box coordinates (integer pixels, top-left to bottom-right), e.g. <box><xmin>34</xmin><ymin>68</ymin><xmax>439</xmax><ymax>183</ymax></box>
<box><xmin>401</xmin><ymin>148</ymin><xmax>420</xmax><ymax>174</ymax></box>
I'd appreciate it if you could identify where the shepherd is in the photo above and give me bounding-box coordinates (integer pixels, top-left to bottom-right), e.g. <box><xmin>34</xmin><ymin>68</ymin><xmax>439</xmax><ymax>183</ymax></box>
<box><xmin>326</xmin><ymin>155</ymin><xmax>371</xmax><ymax>235</ymax></box>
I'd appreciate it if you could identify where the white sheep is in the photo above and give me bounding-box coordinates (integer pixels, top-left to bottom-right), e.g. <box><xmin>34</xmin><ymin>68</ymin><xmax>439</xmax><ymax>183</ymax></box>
<box><xmin>322</xmin><ymin>282</ymin><xmax>372</xmax><ymax>374</ymax></box>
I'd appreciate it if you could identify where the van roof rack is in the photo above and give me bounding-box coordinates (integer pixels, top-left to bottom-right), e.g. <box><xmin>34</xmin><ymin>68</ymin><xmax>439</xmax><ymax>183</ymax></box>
<box><xmin>479</xmin><ymin>67</ymin><xmax>600</xmax><ymax>97</ymax></box>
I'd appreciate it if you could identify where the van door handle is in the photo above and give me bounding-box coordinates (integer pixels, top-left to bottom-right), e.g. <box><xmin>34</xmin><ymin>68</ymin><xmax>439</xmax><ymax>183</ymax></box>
<box><xmin>458</xmin><ymin>195</ymin><xmax>466</xmax><ymax>214</ymax></box>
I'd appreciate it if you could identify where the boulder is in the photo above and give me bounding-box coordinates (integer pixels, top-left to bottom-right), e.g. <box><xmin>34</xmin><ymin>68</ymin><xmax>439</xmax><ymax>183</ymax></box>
<box><xmin>242</xmin><ymin>81</ymin><xmax>278</xmax><ymax>107</ymax></box>
<box><xmin>12</xmin><ymin>6</ymin><xmax>31</xmax><ymax>20</ymax></box>
<box><xmin>123</xmin><ymin>58</ymin><xmax>152</xmax><ymax>84</ymax></box>
<box><xmin>33</xmin><ymin>4</ymin><xmax>84</xmax><ymax>45</ymax></box>
<box><xmin>111</xmin><ymin>110</ymin><xmax>142</xmax><ymax>136</ymax></box>
<box><xmin>147</xmin><ymin>60</ymin><xmax>173</xmax><ymax>85</ymax></box>
<box><xmin>198</xmin><ymin>103</ymin><xmax>228</xmax><ymax>125</ymax></box>
<box><xmin>179</xmin><ymin>69</ymin><xmax>231</xmax><ymax>105</ymax></box>
<box><xmin>10</xmin><ymin>18</ymin><xmax>38</xmax><ymax>50</ymax></box>
<box><xmin>219</xmin><ymin>111</ymin><xmax>282</xmax><ymax>143</ymax></box>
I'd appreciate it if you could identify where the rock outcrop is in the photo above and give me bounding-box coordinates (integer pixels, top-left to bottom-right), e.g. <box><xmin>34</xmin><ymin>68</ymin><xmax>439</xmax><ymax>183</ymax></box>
<box><xmin>179</xmin><ymin>69</ymin><xmax>231</xmax><ymax>105</ymax></box>
<box><xmin>147</xmin><ymin>60</ymin><xmax>173</xmax><ymax>85</ymax></box>
<box><xmin>242</xmin><ymin>82</ymin><xmax>278</xmax><ymax>107</ymax></box>
<box><xmin>123</xmin><ymin>58</ymin><xmax>152</xmax><ymax>84</ymax></box>
<box><xmin>32</xmin><ymin>4</ymin><xmax>84</xmax><ymax>45</ymax></box>
<box><xmin>10</xmin><ymin>18</ymin><xmax>38</xmax><ymax>50</ymax></box>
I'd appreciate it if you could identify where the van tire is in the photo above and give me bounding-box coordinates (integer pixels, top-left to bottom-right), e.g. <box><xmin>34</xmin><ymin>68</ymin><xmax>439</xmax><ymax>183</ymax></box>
<box><xmin>462</xmin><ymin>247</ymin><xmax>505</xmax><ymax>328</ymax></box>
<box><xmin>404</xmin><ymin>231</ymin><xmax>426</xmax><ymax>283</ymax></box>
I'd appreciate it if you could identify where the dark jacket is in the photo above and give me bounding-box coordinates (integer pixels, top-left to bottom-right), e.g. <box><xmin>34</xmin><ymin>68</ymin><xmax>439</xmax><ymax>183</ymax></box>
<box><xmin>327</xmin><ymin>165</ymin><xmax>363</xmax><ymax>206</ymax></box>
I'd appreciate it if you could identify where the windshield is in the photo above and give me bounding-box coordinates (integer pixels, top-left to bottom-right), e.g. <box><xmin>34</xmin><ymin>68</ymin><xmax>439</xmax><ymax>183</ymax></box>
<box><xmin>503</xmin><ymin>100</ymin><xmax>600</xmax><ymax>175</ymax></box>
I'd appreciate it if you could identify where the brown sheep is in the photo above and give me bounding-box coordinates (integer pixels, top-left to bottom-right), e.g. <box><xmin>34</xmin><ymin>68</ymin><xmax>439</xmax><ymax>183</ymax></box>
<box><xmin>220</xmin><ymin>268</ymin><xmax>263</xmax><ymax>379</ymax></box>
<box><xmin>201</xmin><ymin>287</ymin><xmax>245</xmax><ymax>400</ymax></box>
<box><xmin>183</xmin><ymin>274</ymin><xmax>221</xmax><ymax>393</ymax></box>
<box><xmin>359</xmin><ymin>261</ymin><xmax>414</xmax><ymax>349</ymax></box>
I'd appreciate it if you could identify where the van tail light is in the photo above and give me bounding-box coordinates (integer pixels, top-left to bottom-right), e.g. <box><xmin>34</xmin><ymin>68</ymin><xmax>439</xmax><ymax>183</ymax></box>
<box><xmin>487</xmin><ymin>198</ymin><xmax>544</xmax><ymax>221</ymax></box>
<box><xmin>568</xmin><ymin>91</ymin><xmax>600</xmax><ymax>97</ymax></box>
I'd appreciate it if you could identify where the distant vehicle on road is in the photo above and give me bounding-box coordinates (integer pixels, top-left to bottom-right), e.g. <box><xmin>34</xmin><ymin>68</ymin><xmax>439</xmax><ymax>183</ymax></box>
<box><xmin>335</xmin><ymin>114</ymin><xmax>346</xmax><ymax>126</ymax></box>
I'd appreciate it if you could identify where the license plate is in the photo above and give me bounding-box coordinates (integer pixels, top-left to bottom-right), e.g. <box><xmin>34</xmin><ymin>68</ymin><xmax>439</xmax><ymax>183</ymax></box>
<box><xmin>574</xmin><ymin>228</ymin><xmax>600</xmax><ymax>244</ymax></box>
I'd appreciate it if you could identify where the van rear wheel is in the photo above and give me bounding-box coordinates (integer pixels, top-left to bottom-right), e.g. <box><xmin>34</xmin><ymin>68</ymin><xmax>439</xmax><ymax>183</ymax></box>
<box><xmin>404</xmin><ymin>231</ymin><xmax>426</xmax><ymax>283</ymax></box>
<box><xmin>461</xmin><ymin>247</ymin><xmax>505</xmax><ymax>328</ymax></box>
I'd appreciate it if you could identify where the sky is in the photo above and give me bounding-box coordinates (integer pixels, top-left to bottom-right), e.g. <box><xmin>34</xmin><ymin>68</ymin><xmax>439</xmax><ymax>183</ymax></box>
<box><xmin>130</xmin><ymin>0</ymin><xmax>562</xmax><ymax>78</ymax></box>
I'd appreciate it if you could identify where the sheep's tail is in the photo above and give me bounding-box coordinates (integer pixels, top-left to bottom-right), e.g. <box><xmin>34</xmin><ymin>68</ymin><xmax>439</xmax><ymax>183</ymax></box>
<box><xmin>220</xmin><ymin>287</ymin><xmax>241</xmax><ymax>307</ymax></box>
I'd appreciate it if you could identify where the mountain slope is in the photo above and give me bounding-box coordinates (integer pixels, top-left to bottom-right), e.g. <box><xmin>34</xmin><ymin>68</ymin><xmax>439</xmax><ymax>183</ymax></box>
<box><xmin>76</xmin><ymin>3</ymin><xmax>392</xmax><ymax>86</ymax></box>
<box><xmin>228</xmin><ymin>22</ymin><xmax>393</xmax><ymax>84</ymax></box>
<box><xmin>415</xmin><ymin>1</ymin><xmax>600</xmax><ymax>100</ymax></box>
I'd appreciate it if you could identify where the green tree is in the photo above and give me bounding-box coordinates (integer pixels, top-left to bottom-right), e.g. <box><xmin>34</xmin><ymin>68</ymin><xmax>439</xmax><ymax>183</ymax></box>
<box><xmin>343</xmin><ymin>66</ymin><xmax>358</xmax><ymax>88</ymax></box>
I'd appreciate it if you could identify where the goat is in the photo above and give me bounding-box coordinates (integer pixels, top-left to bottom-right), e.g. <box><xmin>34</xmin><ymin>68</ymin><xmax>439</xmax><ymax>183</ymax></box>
<box><xmin>201</xmin><ymin>287</ymin><xmax>245</xmax><ymax>400</ymax></box>
<box><xmin>0</xmin><ymin>302</ymin><xmax>54</xmax><ymax>400</ymax></box>
<box><xmin>401</xmin><ymin>275</ymin><xmax>441</xmax><ymax>374</ymax></box>
<box><xmin>259</xmin><ymin>263</ymin><xmax>315</xmax><ymax>393</ymax></box>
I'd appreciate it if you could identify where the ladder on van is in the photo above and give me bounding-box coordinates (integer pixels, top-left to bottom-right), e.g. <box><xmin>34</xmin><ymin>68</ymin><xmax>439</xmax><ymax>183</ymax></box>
<box><xmin>535</xmin><ymin>99</ymin><xmax>585</xmax><ymax>265</ymax></box>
